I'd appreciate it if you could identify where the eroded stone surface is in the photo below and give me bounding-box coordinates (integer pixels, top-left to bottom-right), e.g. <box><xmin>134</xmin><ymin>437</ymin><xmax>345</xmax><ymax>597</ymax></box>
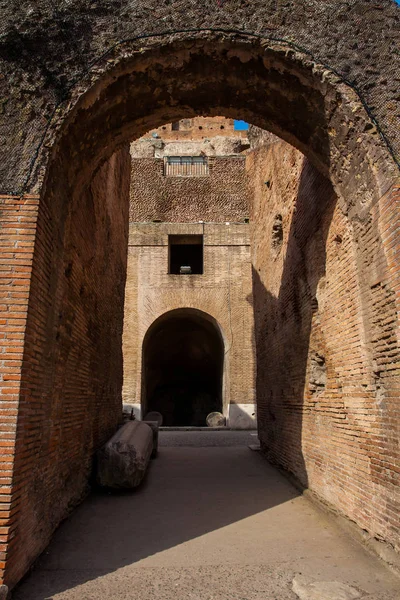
<box><xmin>206</xmin><ymin>412</ymin><xmax>226</xmax><ymax>427</ymax></box>
<box><xmin>12</xmin><ymin>444</ymin><xmax>400</xmax><ymax>600</ymax></box>
<box><xmin>142</xmin><ymin>420</ymin><xmax>160</xmax><ymax>458</ymax></box>
<box><xmin>97</xmin><ymin>421</ymin><xmax>153</xmax><ymax>489</ymax></box>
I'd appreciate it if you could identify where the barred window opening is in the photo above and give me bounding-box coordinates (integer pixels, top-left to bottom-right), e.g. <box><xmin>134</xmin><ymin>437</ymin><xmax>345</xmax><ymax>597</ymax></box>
<box><xmin>164</xmin><ymin>156</ymin><xmax>209</xmax><ymax>177</ymax></box>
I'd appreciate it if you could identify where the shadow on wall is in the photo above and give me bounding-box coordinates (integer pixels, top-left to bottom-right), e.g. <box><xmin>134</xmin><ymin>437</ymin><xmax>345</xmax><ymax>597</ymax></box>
<box><xmin>252</xmin><ymin>157</ymin><xmax>337</xmax><ymax>489</ymax></box>
<box><xmin>12</xmin><ymin>156</ymin><xmax>337</xmax><ymax>600</ymax></box>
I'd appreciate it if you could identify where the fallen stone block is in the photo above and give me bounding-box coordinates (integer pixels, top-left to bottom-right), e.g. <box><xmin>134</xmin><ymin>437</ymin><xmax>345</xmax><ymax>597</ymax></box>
<box><xmin>142</xmin><ymin>420</ymin><xmax>159</xmax><ymax>458</ymax></box>
<box><xmin>97</xmin><ymin>421</ymin><xmax>153</xmax><ymax>489</ymax></box>
<box><xmin>206</xmin><ymin>411</ymin><xmax>226</xmax><ymax>427</ymax></box>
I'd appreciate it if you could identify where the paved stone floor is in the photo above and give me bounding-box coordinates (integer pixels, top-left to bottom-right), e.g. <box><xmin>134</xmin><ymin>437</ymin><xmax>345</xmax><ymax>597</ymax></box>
<box><xmin>14</xmin><ymin>431</ymin><xmax>400</xmax><ymax>600</ymax></box>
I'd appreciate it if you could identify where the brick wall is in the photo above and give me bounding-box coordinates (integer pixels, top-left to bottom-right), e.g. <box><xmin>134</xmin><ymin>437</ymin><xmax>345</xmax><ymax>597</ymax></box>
<box><xmin>1</xmin><ymin>1</ymin><xmax>400</xmax><ymax>587</ymax></box>
<box><xmin>125</xmin><ymin>149</ymin><xmax>254</xmax><ymax>426</ymax></box>
<box><xmin>247</xmin><ymin>141</ymin><xmax>400</xmax><ymax>551</ymax></box>
<box><xmin>0</xmin><ymin>194</ymin><xmax>40</xmax><ymax>585</ymax></box>
<box><xmin>122</xmin><ymin>222</ymin><xmax>256</xmax><ymax>426</ymax></box>
<box><xmin>2</xmin><ymin>148</ymin><xmax>131</xmax><ymax>589</ymax></box>
<box><xmin>129</xmin><ymin>157</ymin><xmax>250</xmax><ymax>222</ymax></box>
<box><xmin>1</xmin><ymin>137</ymin><xmax>399</xmax><ymax>589</ymax></box>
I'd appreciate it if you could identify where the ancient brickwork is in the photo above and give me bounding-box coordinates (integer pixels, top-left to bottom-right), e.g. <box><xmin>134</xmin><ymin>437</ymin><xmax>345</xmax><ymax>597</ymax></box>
<box><xmin>147</xmin><ymin>116</ymin><xmax>248</xmax><ymax>142</ymax></box>
<box><xmin>123</xmin><ymin>222</ymin><xmax>256</xmax><ymax>427</ymax></box>
<box><xmin>0</xmin><ymin>194</ymin><xmax>39</xmax><ymax>584</ymax></box>
<box><xmin>1</xmin><ymin>1</ymin><xmax>400</xmax><ymax>591</ymax></box>
<box><xmin>129</xmin><ymin>157</ymin><xmax>250</xmax><ymax>222</ymax></box>
<box><xmin>1</xmin><ymin>149</ymin><xmax>131</xmax><ymax>588</ymax></box>
<box><xmin>125</xmin><ymin>125</ymin><xmax>254</xmax><ymax>426</ymax></box>
<box><xmin>248</xmin><ymin>141</ymin><xmax>400</xmax><ymax>552</ymax></box>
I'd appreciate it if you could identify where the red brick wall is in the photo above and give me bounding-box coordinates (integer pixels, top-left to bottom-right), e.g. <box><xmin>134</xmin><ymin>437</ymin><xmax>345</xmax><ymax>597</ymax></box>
<box><xmin>0</xmin><ymin>194</ymin><xmax>40</xmax><ymax>584</ymax></box>
<box><xmin>1</xmin><ymin>148</ymin><xmax>131</xmax><ymax>588</ymax></box>
<box><xmin>130</xmin><ymin>157</ymin><xmax>250</xmax><ymax>222</ymax></box>
<box><xmin>248</xmin><ymin>142</ymin><xmax>400</xmax><ymax>551</ymax></box>
<box><xmin>1</xmin><ymin>138</ymin><xmax>399</xmax><ymax>590</ymax></box>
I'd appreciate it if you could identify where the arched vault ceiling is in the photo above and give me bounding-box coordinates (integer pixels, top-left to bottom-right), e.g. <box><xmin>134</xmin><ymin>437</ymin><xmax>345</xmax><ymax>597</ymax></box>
<box><xmin>0</xmin><ymin>0</ymin><xmax>399</xmax><ymax>194</ymax></box>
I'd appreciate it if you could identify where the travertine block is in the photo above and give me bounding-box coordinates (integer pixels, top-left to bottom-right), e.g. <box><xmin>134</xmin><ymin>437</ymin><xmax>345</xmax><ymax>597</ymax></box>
<box><xmin>97</xmin><ymin>421</ymin><xmax>153</xmax><ymax>489</ymax></box>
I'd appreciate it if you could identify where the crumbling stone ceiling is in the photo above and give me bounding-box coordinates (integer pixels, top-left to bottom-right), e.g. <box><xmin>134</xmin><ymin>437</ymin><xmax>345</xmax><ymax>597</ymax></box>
<box><xmin>0</xmin><ymin>1</ymin><xmax>399</xmax><ymax>196</ymax></box>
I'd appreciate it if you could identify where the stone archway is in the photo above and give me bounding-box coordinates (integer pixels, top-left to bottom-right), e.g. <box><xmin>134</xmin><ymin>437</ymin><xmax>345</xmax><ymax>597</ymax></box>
<box><xmin>142</xmin><ymin>309</ymin><xmax>224</xmax><ymax>427</ymax></box>
<box><xmin>1</xmin><ymin>5</ymin><xmax>400</xmax><ymax>590</ymax></box>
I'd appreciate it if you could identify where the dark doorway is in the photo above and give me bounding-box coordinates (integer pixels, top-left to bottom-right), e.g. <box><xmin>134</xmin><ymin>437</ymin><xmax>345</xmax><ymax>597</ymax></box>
<box><xmin>142</xmin><ymin>309</ymin><xmax>224</xmax><ymax>426</ymax></box>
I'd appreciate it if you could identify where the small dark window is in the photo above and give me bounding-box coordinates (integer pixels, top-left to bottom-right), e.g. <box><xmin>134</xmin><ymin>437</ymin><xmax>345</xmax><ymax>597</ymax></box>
<box><xmin>169</xmin><ymin>235</ymin><xmax>203</xmax><ymax>275</ymax></box>
<box><xmin>172</xmin><ymin>121</ymin><xmax>180</xmax><ymax>131</ymax></box>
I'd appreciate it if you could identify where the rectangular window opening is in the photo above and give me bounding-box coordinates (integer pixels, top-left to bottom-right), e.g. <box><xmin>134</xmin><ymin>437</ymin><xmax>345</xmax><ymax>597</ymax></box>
<box><xmin>168</xmin><ymin>235</ymin><xmax>203</xmax><ymax>275</ymax></box>
<box><xmin>164</xmin><ymin>156</ymin><xmax>209</xmax><ymax>177</ymax></box>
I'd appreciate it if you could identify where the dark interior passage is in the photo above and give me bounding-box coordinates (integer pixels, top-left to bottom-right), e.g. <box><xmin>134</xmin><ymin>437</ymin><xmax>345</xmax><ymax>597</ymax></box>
<box><xmin>142</xmin><ymin>309</ymin><xmax>224</xmax><ymax>426</ymax></box>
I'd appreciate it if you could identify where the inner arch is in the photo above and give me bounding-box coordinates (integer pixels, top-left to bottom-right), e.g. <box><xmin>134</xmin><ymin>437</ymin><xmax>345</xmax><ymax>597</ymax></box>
<box><xmin>142</xmin><ymin>309</ymin><xmax>224</xmax><ymax>427</ymax></box>
<box><xmin>38</xmin><ymin>35</ymin><xmax>397</xmax><ymax>209</ymax></box>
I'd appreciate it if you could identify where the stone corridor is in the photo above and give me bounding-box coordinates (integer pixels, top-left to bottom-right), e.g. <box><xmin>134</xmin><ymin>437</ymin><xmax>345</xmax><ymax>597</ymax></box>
<box><xmin>14</xmin><ymin>432</ymin><xmax>400</xmax><ymax>600</ymax></box>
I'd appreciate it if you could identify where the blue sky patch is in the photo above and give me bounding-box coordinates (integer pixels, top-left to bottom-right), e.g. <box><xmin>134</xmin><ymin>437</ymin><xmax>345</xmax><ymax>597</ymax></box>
<box><xmin>234</xmin><ymin>120</ymin><xmax>249</xmax><ymax>131</ymax></box>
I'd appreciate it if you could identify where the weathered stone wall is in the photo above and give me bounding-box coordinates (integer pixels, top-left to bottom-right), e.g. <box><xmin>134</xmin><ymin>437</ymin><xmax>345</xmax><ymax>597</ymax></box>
<box><xmin>146</xmin><ymin>116</ymin><xmax>248</xmax><ymax>142</ymax></box>
<box><xmin>130</xmin><ymin>137</ymin><xmax>249</xmax><ymax>159</ymax></box>
<box><xmin>129</xmin><ymin>157</ymin><xmax>250</xmax><ymax>222</ymax></box>
<box><xmin>1</xmin><ymin>148</ymin><xmax>131</xmax><ymax>588</ymax></box>
<box><xmin>123</xmin><ymin>222</ymin><xmax>256</xmax><ymax>428</ymax></box>
<box><xmin>248</xmin><ymin>125</ymin><xmax>280</xmax><ymax>149</ymax></box>
<box><xmin>247</xmin><ymin>141</ymin><xmax>400</xmax><ymax>553</ymax></box>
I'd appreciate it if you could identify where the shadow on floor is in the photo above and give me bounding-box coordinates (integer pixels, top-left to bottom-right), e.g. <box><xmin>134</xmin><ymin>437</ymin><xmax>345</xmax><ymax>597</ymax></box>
<box><xmin>14</xmin><ymin>445</ymin><xmax>299</xmax><ymax>599</ymax></box>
